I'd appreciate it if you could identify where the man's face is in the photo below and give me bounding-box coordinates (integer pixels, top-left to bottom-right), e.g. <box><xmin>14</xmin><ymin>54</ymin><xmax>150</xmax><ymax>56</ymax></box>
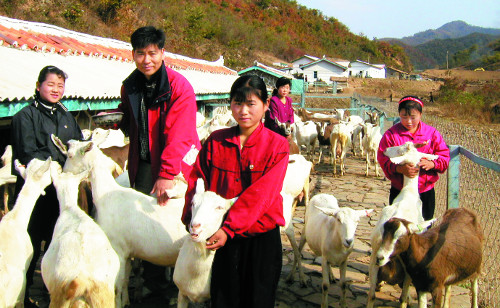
<box><xmin>132</xmin><ymin>44</ymin><xmax>164</xmax><ymax>80</ymax></box>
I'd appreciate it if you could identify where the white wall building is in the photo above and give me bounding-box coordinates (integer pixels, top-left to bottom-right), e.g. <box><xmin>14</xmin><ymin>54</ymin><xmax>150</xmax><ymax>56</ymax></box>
<box><xmin>348</xmin><ymin>60</ymin><xmax>386</xmax><ymax>79</ymax></box>
<box><xmin>300</xmin><ymin>58</ymin><xmax>348</xmax><ymax>83</ymax></box>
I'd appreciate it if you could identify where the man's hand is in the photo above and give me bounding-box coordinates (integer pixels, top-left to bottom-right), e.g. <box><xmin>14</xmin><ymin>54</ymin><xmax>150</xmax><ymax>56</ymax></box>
<box><xmin>205</xmin><ymin>228</ymin><xmax>228</xmax><ymax>251</ymax></box>
<box><xmin>419</xmin><ymin>158</ymin><xmax>435</xmax><ymax>171</ymax></box>
<box><xmin>396</xmin><ymin>163</ymin><xmax>420</xmax><ymax>178</ymax></box>
<box><xmin>151</xmin><ymin>177</ymin><xmax>175</xmax><ymax>206</ymax></box>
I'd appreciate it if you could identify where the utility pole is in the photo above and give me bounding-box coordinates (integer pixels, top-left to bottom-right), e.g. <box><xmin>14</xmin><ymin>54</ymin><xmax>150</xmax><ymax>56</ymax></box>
<box><xmin>446</xmin><ymin>50</ymin><xmax>449</xmax><ymax>70</ymax></box>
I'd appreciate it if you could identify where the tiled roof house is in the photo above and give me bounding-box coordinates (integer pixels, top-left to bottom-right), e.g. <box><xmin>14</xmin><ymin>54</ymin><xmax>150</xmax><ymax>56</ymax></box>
<box><xmin>0</xmin><ymin>15</ymin><xmax>239</xmax><ymax>120</ymax></box>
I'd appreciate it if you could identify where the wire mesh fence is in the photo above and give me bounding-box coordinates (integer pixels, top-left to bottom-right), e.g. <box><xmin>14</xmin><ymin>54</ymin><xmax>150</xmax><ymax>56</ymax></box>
<box><xmin>355</xmin><ymin>95</ymin><xmax>500</xmax><ymax>307</ymax></box>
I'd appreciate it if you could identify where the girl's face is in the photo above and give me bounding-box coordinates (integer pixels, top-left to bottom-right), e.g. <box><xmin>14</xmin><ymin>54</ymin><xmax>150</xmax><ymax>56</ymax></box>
<box><xmin>36</xmin><ymin>73</ymin><xmax>65</xmax><ymax>103</ymax></box>
<box><xmin>399</xmin><ymin>108</ymin><xmax>421</xmax><ymax>133</ymax></box>
<box><xmin>277</xmin><ymin>84</ymin><xmax>290</xmax><ymax>98</ymax></box>
<box><xmin>231</xmin><ymin>93</ymin><xmax>269</xmax><ymax>133</ymax></box>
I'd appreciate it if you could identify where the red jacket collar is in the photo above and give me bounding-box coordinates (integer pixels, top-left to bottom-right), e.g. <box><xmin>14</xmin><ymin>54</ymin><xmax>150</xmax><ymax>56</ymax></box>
<box><xmin>224</xmin><ymin>123</ymin><xmax>265</xmax><ymax>148</ymax></box>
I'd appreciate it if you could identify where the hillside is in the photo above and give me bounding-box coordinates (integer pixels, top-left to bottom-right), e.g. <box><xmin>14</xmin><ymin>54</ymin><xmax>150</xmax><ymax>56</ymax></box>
<box><xmin>0</xmin><ymin>0</ymin><xmax>412</xmax><ymax>71</ymax></box>
<box><xmin>383</xmin><ymin>33</ymin><xmax>499</xmax><ymax>70</ymax></box>
<box><xmin>382</xmin><ymin>21</ymin><xmax>500</xmax><ymax>46</ymax></box>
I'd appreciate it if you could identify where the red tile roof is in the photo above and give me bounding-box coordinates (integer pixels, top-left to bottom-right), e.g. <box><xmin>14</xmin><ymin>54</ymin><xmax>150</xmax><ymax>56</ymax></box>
<box><xmin>0</xmin><ymin>16</ymin><xmax>236</xmax><ymax>75</ymax></box>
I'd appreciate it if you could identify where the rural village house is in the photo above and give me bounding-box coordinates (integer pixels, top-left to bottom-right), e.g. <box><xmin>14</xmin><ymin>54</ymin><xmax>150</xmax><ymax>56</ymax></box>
<box><xmin>238</xmin><ymin>61</ymin><xmax>304</xmax><ymax>94</ymax></box>
<box><xmin>348</xmin><ymin>60</ymin><xmax>386</xmax><ymax>78</ymax></box>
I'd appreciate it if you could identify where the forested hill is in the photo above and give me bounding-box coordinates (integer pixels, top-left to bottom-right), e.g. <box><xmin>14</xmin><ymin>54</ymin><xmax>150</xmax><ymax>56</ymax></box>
<box><xmin>0</xmin><ymin>0</ymin><xmax>412</xmax><ymax>71</ymax></box>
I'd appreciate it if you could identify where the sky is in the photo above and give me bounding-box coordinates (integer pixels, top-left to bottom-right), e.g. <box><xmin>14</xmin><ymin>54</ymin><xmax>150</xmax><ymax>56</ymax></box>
<box><xmin>294</xmin><ymin>0</ymin><xmax>500</xmax><ymax>39</ymax></box>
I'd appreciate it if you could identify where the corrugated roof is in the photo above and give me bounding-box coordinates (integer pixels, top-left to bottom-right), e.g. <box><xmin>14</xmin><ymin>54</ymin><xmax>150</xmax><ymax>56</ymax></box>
<box><xmin>238</xmin><ymin>61</ymin><xmax>294</xmax><ymax>79</ymax></box>
<box><xmin>0</xmin><ymin>15</ymin><xmax>238</xmax><ymax>101</ymax></box>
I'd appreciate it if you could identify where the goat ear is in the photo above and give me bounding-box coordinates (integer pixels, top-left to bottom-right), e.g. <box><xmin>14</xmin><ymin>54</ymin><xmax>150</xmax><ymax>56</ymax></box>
<box><xmin>414</xmin><ymin>140</ymin><xmax>430</xmax><ymax>148</ymax></box>
<box><xmin>84</xmin><ymin>142</ymin><xmax>94</xmax><ymax>153</ymax></box>
<box><xmin>34</xmin><ymin>157</ymin><xmax>52</xmax><ymax>180</ymax></box>
<box><xmin>408</xmin><ymin>219</ymin><xmax>435</xmax><ymax>234</ymax></box>
<box><xmin>195</xmin><ymin>178</ymin><xmax>205</xmax><ymax>195</ymax></box>
<box><xmin>49</xmin><ymin>161</ymin><xmax>62</xmax><ymax>180</ymax></box>
<box><xmin>359</xmin><ymin>209</ymin><xmax>373</xmax><ymax>218</ymax></box>
<box><xmin>390</xmin><ymin>156</ymin><xmax>405</xmax><ymax>165</ymax></box>
<box><xmin>421</xmin><ymin>153</ymin><xmax>439</xmax><ymax>161</ymax></box>
<box><xmin>14</xmin><ymin>159</ymin><xmax>27</xmax><ymax>179</ymax></box>
<box><xmin>51</xmin><ymin>134</ymin><xmax>67</xmax><ymax>156</ymax></box>
<box><xmin>314</xmin><ymin>205</ymin><xmax>339</xmax><ymax>217</ymax></box>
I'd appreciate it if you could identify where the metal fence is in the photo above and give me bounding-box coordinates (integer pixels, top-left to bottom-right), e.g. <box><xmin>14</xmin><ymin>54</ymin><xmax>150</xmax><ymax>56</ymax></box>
<box><xmin>353</xmin><ymin>95</ymin><xmax>500</xmax><ymax>307</ymax></box>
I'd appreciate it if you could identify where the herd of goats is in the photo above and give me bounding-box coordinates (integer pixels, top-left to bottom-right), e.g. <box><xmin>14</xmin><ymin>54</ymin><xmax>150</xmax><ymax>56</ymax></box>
<box><xmin>0</xmin><ymin>106</ymin><xmax>483</xmax><ymax>308</ymax></box>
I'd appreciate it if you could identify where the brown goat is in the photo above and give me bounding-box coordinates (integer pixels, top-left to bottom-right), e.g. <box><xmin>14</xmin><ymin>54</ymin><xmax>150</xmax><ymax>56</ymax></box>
<box><xmin>377</xmin><ymin>208</ymin><xmax>483</xmax><ymax>308</ymax></box>
<box><xmin>101</xmin><ymin>143</ymin><xmax>130</xmax><ymax>173</ymax></box>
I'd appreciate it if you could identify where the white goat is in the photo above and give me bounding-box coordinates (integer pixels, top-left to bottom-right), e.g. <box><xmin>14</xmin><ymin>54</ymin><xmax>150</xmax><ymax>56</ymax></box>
<box><xmin>174</xmin><ymin>153</ymin><xmax>311</xmax><ymax>307</ymax></box>
<box><xmin>290</xmin><ymin>194</ymin><xmax>372</xmax><ymax>308</ymax></box>
<box><xmin>0</xmin><ymin>158</ymin><xmax>52</xmax><ymax>307</ymax></box>
<box><xmin>329</xmin><ymin>122</ymin><xmax>357</xmax><ymax>176</ymax></box>
<box><xmin>0</xmin><ymin>145</ymin><xmax>17</xmax><ymax>216</ymax></box>
<box><xmin>173</xmin><ymin>178</ymin><xmax>237</xmax><ymax>307</ymax></box>
<box><xmin>53</xmin><ymin>137</ymin><xmax>189</xmax><ymax>307</ymax></box>
<box><xmin>293</xmin><ymin>121</ymin><xmax>318</xmax><ymax>162</ymax></box>
<box><xmin>361</xmin><ymin>123</ymin><xmax>382</xmax><ymax>177</ymax></box>
<box><xmin>367</xmin><ymin>141</ymin><xmax>439</xmax><ymax>308</ymax></box>
<box><xmin>41</xmin><ymin>163</ymin><xmax>120</xmax><ymax>307</ymax></box>
<box><xmin>345</xmin><ymin>116</ymin><xmax>364</xmax><ymax>158</ymax></box>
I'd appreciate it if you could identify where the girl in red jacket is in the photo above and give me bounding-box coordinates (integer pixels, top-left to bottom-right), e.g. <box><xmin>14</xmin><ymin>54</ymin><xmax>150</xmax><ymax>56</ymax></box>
<box><xmin>183</xmin><ymin>75</ymin><xmax>290</xmax><ymax>308</ymax></box>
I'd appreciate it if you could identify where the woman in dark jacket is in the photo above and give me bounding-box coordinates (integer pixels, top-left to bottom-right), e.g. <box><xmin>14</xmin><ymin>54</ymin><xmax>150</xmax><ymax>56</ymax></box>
<box><xmin>11</xmin><ymin>65</ymin><xmax>82</xmax><ymax>307</ymax></box>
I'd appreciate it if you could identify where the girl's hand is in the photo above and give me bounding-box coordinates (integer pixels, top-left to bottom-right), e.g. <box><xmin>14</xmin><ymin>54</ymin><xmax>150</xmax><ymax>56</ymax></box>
<box><xmin>419</xmin><ymin>158</ymin><xmax>435</xmax><ymax>171</ymax></box>
<box><xmin>396</xmin><ymin>163</ymin><xmax>420</xmax><ymax>178</ymax></box>
<box><xmin>206</xmin><ymin>228</ymin><xmax>228</xmax><ymax>251</ymax></box>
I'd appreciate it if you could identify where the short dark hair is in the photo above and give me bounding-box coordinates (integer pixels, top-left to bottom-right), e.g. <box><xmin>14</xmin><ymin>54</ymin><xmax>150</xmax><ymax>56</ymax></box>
<box><xmin>230</xmin><ymin>75</ymin><xmax>268</xmax><ymax>104</ymax></box>
<box><xmin>272</xmin><ymin>77</ymin><xmax>292</xmax><ymax>96</ymax></box>
<box><xmin>37</xmin><ymin>65</ymin><xmax>67</xmax><ymax>84</ymax></box>
<box><xmin>398</xmin><ymin>95</ymin><xmax>423</xmax><ymax>114</ymax></box>
<box><xmin>130</xmin><ymin>26</ymin><xmax>165</xmax><ymax>50</ymax></box>
<box><xmin>276</xmin><ymin>77</ymin><xmax>291</xmax><ymax>89</ymax></box>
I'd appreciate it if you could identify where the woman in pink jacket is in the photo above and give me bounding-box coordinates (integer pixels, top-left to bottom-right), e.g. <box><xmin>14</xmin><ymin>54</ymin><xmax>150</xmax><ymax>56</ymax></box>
<box><xmin>377</xmin><ymin>96</ymin><xmax>450</xmax><ymax>219</ymax></box>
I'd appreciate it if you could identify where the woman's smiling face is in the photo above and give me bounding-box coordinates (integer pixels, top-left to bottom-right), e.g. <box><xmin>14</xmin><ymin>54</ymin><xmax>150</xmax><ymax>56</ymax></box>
<box><xmin>36</xmin><ymin>73</ymin><xmax>65</xmax><ymax>103</ymax></box>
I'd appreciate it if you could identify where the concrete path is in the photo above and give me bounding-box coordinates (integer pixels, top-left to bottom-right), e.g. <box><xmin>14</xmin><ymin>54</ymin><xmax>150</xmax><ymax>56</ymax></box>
<box><xmin>27</xmin><ymin>153</ymin><xmax>473</xmax><ymax>307</ymax></box>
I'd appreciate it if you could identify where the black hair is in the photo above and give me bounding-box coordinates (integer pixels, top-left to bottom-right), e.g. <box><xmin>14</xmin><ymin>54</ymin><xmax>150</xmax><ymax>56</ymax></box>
<box><xmin>230</xmin><ymin>75</ymin><xmax>268</xmax><ymax>104</ymax></box>
<box><xmin>35</xmin><ymin>65</ymin><xmax>67</xmax><ymax>98</ymax></box>
<box><xmin>130</xmin><ymin>26</ymin><xmax>166</xmax><ymax>50</ymax></box>
<box><xmin>398</xmin><ymin>95</ymin><xmax>423</xmax><ymax>115</ymax></box>
<box><xmin>272</xmin><ymin>77</ymin><xmax>291</xmax><ymax>96</ymax></box>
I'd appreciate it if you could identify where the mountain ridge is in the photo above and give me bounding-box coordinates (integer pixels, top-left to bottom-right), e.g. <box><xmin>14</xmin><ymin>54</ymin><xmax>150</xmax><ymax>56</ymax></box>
<box><xmin>381</xmin><ymin>20</ymin><xmax>500</xmax><ymax>46</ymax></box>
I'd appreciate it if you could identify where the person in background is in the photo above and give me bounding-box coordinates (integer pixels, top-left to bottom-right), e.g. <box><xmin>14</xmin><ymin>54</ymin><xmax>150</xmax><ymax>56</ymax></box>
<box><xmin>182</xmin><ymin>75</ymin><xmax>289</xmax><ymax>308</ymax></box>
<box><xmin>11</xmin><ymin>65</ymin><xmax>83</xmax><ymax>307</ymax></box>
<box><xmin>377</xmin><ymin>96</ymin><xmax>450</xmax><ymax>220</ymax></box>
<box><xmin>264</xmin><ymin>77</ymin><xmax>294</xmax><ymax>137</ymax></box>
<box><xmin>115</xmin><ymin>26</ymin><xmax>201</xmax><ymax>295</ymax></box>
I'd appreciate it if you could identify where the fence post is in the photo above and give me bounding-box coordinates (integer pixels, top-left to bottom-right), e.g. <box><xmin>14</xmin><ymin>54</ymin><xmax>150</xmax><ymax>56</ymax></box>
<box><xmin>447</xmin><ymin>145</ymin><xmax>460</xmax><ymax>209</ymax></box>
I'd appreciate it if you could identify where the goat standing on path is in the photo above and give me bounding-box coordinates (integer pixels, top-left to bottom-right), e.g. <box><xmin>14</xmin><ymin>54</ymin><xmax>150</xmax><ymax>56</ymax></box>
<box><xmin>377</xmin><ymin>208</ymin><xmax>483</xmax><ymax>308</ymax></box>
<box><xmin>290</xmin><ymin>193</ymin><xmax>372</xmax><ymax>308</ymax></box>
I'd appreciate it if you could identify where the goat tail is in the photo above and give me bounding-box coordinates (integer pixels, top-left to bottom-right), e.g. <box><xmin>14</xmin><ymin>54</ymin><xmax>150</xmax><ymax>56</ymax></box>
<box><xmin>49</xmin><ymin>278</ymin><xmax>115</xmax><ymax>308</ymax></box>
